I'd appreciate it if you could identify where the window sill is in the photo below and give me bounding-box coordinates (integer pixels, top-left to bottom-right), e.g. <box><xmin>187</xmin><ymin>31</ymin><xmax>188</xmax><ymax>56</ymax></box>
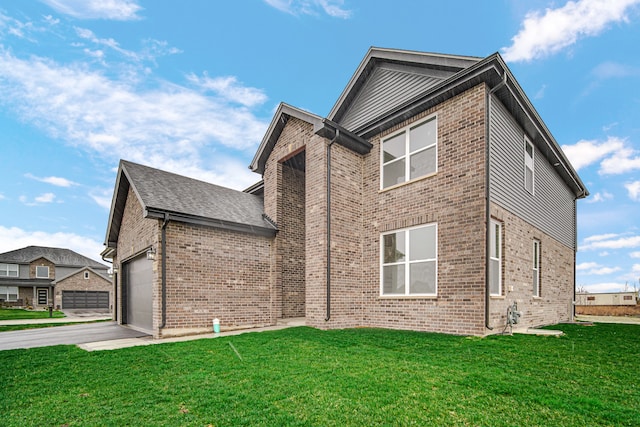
<box><xmin>379</xmin><ymin>295</ymin><xmax>438</xmax><ymax>300</ymax></box>
<box><xmin>532</xmin><ymin>296</ymin><xmax>542</xmax><ymax>300</ymax></box>
<box><xmin>490</xmin><ymin>295</ymin><xmax>505</xmax><ymax>299</ymax></box>
<box><xmin>379</xmin><ymin>171</ymin><xmax>437</xmax><ymax>193</ymax></box>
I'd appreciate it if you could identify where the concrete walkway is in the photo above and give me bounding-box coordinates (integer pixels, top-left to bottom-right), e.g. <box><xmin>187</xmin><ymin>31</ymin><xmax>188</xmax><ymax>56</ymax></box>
<box><xmin>78</xmin><ymin>317</ymin><xmax>307</xmax><ymax>352</ymax></box>
<box><xmin>0</xmin><ymin>314</ymin><xmax>112</xmax><ymax>326</ymax></box>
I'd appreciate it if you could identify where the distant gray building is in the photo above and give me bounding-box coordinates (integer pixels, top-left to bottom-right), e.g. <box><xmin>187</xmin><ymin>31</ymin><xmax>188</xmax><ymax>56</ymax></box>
<box><xmin>0</xmin><ymin>246</ymin><xmax>111</xmax><ymax>310</ymax></box>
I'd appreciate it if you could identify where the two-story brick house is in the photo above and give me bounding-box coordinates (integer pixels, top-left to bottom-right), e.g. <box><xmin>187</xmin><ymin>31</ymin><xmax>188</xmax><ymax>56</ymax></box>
<box><xmin>103</xmin><ymin>47</ymin><xmax>587</xmax><ymax>337</ymax></box>
<box><xmin>0</xmin><ymin>246</ymin><xmax>112</xmax><ymax>310</ymax></box>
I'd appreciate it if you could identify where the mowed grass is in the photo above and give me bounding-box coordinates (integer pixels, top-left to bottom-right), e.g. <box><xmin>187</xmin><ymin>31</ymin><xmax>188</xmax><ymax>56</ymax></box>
<box><xmin>0</xmin><ymin>307</ymin><xmax>65</xmax><ymax>320</ymax></box>
<box><xmin>1</xmin><ymin>323</ymin><xmax>639</xmax><ymax>426</ymax></box>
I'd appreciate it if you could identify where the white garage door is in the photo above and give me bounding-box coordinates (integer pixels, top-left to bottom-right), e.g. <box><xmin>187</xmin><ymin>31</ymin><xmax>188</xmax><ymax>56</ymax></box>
<box><xmin>123</xmin><ymin>254</ymin><xmax>153</xmax><ymax>331</ymax></box>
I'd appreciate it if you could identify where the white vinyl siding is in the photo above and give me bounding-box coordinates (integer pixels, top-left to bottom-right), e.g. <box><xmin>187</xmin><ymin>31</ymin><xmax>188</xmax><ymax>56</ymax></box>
<box><xmin>524</xmin><ymin>137</ymin><xmax>534</xmax><ymax>194</ymax></box>
<box><xmin>489</xmin><ymin>220</ymin><xmax>502</xmax><ymax>296</ymax></box>
<box><xmin>0</xmin><ymin>286</ymin><xmax>19</xmax><ymax>302</ymax></box>
<box><xmin>381</xmin><ymin>223</ymin><xmax>437</xmax><ymax>296</ymax></box>
<box><xmin>533</xmin><ymin>240</ymin><xmax>540</xmax><ymax>297</ymax></box>
<box><xmin>0</xmin><ymin>263</ymin><xmax>19</xmax><ymax>277</ymax></box>
<box><xmin>36</xmin><ymin>266</ymin><xmax>49</xmax><ymax>279</ymax></box>
<box><xmin>382</xmin><ymin>115</ymin><xmax>437</xmax><ymax>189</ymax></box>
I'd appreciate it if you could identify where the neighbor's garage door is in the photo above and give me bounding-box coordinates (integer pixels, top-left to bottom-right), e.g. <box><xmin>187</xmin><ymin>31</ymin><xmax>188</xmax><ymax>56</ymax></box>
<box><xmin>123</xmin><ymin>254</ymin><xmax>153</xmax><ymax>331</ymax></box>
<box><xmin>62</xmin><ymin>291</ymin><xmax>109</xmax><ymax>309</ymax></box>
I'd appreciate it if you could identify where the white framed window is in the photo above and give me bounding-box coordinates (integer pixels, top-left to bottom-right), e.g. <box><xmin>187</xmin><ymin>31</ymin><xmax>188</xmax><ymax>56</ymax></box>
<box><xmin>533</xmin><ymin>240</ymin><xmax>540</xmax><ymax>297</ymax></box>
<box><xmin>524</xmin><ymin>137</ymin><xmax>534</xmax><ymax>194</ymax></box>
<box><xmin>36</xmin><ymin>266</ymin><xmax>49</xmax><ymax>279</ymax></box>
<box><xmin>84</xmin><ymin>271</ymin><xmax>90</xmax><ymax>279</ymax></box>
<box><xmin>381</xmin><ymin>115</ymin><xmax>437</xmax><ymax>189</ymax></box>
<box><xmin>0</xmin><ymin>263</ymin><xmax>19</xmax><ymax>277</ymax></box>
<box><xmin>381</xmin><ymin>223</ymin><xmax>437</xmax><ymax>296</ymax></box>
<box><xmin>0</xmin><ymin>286</ymin><xmax>19</xmax><ymax>302</ymax></box>
<box><xmin>489</xmin><ymin>220</ymin><xmax>502</xmax><ymax>296</ymax></box>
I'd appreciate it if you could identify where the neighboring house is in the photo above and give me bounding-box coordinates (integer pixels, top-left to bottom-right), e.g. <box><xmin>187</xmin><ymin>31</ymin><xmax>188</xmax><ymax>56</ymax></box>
<box><xmin>575</xmin><ymin>292</ymin><xmax>638</xmax><ymax>306</ymax></box>
<box><xmin>0</xmin><ymin>246</ymin><xmax>112</xmax><ymax>310</ymax></box>
<box><xmin>103</xmin><ymin>47</ymin><xmax>588</xmax><ymax>338</ymax></box>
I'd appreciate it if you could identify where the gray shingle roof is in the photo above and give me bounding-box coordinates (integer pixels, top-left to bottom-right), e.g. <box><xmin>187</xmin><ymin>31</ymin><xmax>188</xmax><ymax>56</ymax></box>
<box><xmin>0</xmin><ymin>246</ymin><xmax>108</xmax><ymax>269</ymax></box>
<box><xmin>104</xmin><ymin>161</ymin><xmax>276</xmax><ymax>247</ymax></box>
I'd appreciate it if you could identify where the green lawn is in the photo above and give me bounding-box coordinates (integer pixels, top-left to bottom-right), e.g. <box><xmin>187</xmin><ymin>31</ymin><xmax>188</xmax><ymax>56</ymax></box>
<box><xmin>0</xmin><ymin>307</ymin><xmax>65</xmax><ymax>320</ymax></box>
<box><xmin>1</xmin><ymin>323</ymin><xmax>639</xmax><ymax>426</ymax></box>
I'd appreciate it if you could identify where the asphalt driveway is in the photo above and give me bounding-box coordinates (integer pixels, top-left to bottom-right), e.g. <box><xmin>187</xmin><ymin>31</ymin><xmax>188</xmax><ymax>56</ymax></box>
<box><xmin>0</xmin><ymin>322</ymin><xmax>149</xmax><ymax>351</ymax></box>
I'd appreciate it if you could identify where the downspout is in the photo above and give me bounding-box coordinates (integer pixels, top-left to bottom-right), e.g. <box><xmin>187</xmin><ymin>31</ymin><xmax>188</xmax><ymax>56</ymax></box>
<box><xmin>573</xmin><ymin>197</ymin><xmax>578</xmax><ymax>321</ymax></box>
<box><xmin>160</xmin><ymin>213</ymin><xmax>169</xmax><ymax>329</ymax></box>
<box><xmin>325</xmin><ymin>129</ymin><xmax>339</xmax><ymax>321</ymax></box>
<box><xmin>485</xmin><ymin>72</ymin><xmax>507</xmax><ymax>331</ymax></box>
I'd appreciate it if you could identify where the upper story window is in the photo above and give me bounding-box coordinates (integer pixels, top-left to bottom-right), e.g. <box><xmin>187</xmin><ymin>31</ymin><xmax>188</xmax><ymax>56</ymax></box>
<box><xmin>84</xmin><ymin>271</ymin><xmax>90</xmax><ymax>280</ymax></box>
<box><xmin>524</xmin><ymin>137</ymin><xmax>534</xmax><ymax>194</ymax></box>
<box><xmin>381</xmin><ymin>115</ymin><xmax>437</xmax><ymax>189</ymax></box>
<box><xmin>36</xmin><ymin>266</ymin><xmax>50</xmax><ymax>279</ymax></box>
<box><xmin>381</xmin><ymin>223</ymin><xmax>437</xmax><ymax>296</ymax></box>
<box><xmin>0</xmin><ymin>263</ymin><xmax>19</xmax><ymax>277</ymax></box>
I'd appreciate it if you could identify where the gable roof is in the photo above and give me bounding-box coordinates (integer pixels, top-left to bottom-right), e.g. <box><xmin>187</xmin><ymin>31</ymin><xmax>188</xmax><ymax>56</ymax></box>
<box><xmin>104</xmin><ymin>160</ymin><xmax>277</xmax><ymax>248</ymax></box>
<box><xmin>0</xmin><ymin>246</ymin><xmax>107</xmax><ymax>269</ymax></box>
<box><xmin>328</xmin><ymin>47</ymin><xmax>482</xmax><ymax>132</ymax></box>
<box><xmin>52</xmin><ymin>266</ymin><xmax>111</xmax><ymax>284</ymax></box>
<box><xmin>249</xmin><ymin>103</ymin><xmax>372</xmax><ymax>175</ymax></box>
<box><xmin>327</xmin><ymin>47</ymin><xmax>587</xmax><ymax>198</ymax></box>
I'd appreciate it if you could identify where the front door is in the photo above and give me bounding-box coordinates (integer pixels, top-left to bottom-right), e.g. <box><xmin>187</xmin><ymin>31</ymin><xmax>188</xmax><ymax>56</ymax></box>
<box><xmin>37</xmin><ymin>288</ymin><xmax>48</xmax><ymax>305</ymax></box>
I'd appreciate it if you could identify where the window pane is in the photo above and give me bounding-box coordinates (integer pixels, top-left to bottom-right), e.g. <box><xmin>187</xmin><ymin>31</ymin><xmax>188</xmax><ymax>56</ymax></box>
<box><xmin>383</xmin><ymin>265</ymin><xmax>405</xmax><ymax>294</ymax></box>
<box><xmin>525</xmin><ymin>167</ymin><xmax>533</xmax><ymax>193</ymax></box>
<box><xmin>409</xmin><ymin>119</ymin><xmax>436</xmax><ymax>152</ymax></box>
<box><xmin>409</xmin><ymin>145</ymin><xmax>436</xmax><ymax>180</ymax></box>
<box><xmin>36</xmin><ymin>266</ymin><xmax>49</xmax><ymax>278</ymax></box>
<box><xmin>533</xmin><ymin>270</ymin><xmax>539</xmax><ymax>296</ymax></box>
<box><xmin>383</xmin><ymin>132</ymin><xmax>406</xmax><ymax>163</ymax></box>
<box><xmin>490</xmin><ymin>258</ymin><xmax>500</xmax><ymax>295</ymax></box>
<box><xmin>526</xmin><ymin>141</ymin><xmax>533</xmax><ymax>157</ymax></box>
<box><xmin>383</xmin><ymin>232</ymin><xmax>405</xmax><ymax>263</ymax></box>
<box><xmin>409</xmin><ymin>226</ymin><xmax>436</xmax><ymax>261</ymax></box>
<box><xmin>383</xmin><ymin>159</ymin><xmax>405</xmax><ymax>188</ymax></box>
<box><xmin>410</xmin><ymin>261</ymin><xmax>436</xmax><ymax>294</ymax></box>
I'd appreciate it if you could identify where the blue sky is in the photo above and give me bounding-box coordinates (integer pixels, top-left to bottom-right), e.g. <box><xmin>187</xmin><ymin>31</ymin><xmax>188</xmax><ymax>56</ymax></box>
<box><xmin>0</xmin><ymin>0</ymin><xmax>639</xmax><ymax>293</ymax></box>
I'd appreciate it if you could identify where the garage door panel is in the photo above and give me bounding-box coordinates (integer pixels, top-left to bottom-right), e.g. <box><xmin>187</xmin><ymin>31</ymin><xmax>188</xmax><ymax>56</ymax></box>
<box><xmin>124</xmin><ymin>254</ymin><xmax>153</xmax><ymax>331</ymax></box>
<box><xmin>62</xmin><ymin>291</ymin><xmax>109</xmax><ymax>309</ymax></box>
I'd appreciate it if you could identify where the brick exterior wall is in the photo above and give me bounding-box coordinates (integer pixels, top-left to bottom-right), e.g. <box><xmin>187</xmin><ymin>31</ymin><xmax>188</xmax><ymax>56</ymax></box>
<box><xmin>488</xmin><ymin>203</ymin><xmax>575</xmax><ymax>329</ymax></box>
<box><xmin>54</xmin><ymin>270</ymin><xmax>113</xmax><ymax>310</ymax></box>
<box><xmin>114</xmin><ymin>186</ymin><xmax>160</xmax><ymax>333</ymax></box>
<box><xmin>30</xmin><ymin>258</ymin><xmax>55</xmax><ymax>280</ymax></box>
<box><xmin>162</xmin><ymin>222</ymin><xmax>274</xmax><ymax>336</ymax></box>
<box><xmin>29</xmin><ymin>258</ymin><xmax>55</xmax><ymax>307</ymax></box>
<box><xmin>359</xmin><ymin>84</ymin><xmax>488</xmax><ymax>335</ymax></box>
<box><xmin>281</xmin><ymin>164</ymin><xmax>306</xmax><ymax>317</ymax></box>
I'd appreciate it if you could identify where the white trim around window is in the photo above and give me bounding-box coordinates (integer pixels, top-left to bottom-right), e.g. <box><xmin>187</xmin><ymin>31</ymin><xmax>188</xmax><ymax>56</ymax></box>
<box><xmin>36</xmin><ymin>266</ymin><xmax>50</xmax><ymax>279</ymax></box>
<box><xmin>84</xmin><ymin>271</ymin><xmax>90</xmax><ymax>280</ymax></box>
<box><xmin>489</xmin><ymin>220</ymin><xmax>502</xmax><ymax>296</ymax></box>
<box><xmin>0</xmin><ymin>263</ymin><xmax>19</xmax><ymax>277</ymax></box>
<box><xmin>524</xmin><ymin>137</ymin><xmax>534</xmax><ymax>194</ymax></box>
<box><xmin>381</xmin><ymin>114</ymin><xmax>437</xmax><ymax>189</ymax></box>
<box><xmin>533</xmin><ymin>240</ymin><xmax>541</xmax><ymax>297</ymax></box>
<box><xmin>0</xmin><ymin>286</ymin><xmax>19</xmax><ymax>302</ymax></box>
<box><xmin>380</xmin><ymin>223</ymin><xmax>438</xmax><ymax>297</ymax></box>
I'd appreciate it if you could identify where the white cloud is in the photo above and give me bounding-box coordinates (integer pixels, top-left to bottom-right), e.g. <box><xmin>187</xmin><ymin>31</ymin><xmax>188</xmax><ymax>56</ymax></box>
<box><xmin>591</xmin><ymin>61</ymin><xmax>640</xmax><ymax>79</ymax></box>
<box><xmin>265</xmin><ymin>0</ymin><xmax>352</xmax><ymax>18</ymax></box>
<box><xmin>89</xmin><ymin>187</ymin><xmax>114</xmax><ymax>210</ymax></box>
<box><xmin>0</xmin><ymin>48</ymin><xmax>269</xmax><ymax>189</ymax></box>
<box><xmin>625</xmin><ymin>181</ymin><xmax>640</xmax><ymax>201</ymax></box>
<box><xmin>580</xmin><ymin>282</ymin><xmax>628</xmax><ymax>293</ymax></box>
<box><xmin>41</xmin><ymin>0</ymin><xmax>142</xmax><ymax>21</ymax></box>
<box><xmin>576</xmin><ymin>261</ymin><xmax>600</xmax><ymax>270</ymax></box>
<box><xmin>25</xmin><ymin>173</ymin><xmax>78</xmax><ymax>187</ymax></box>
<box><xmin>600</xmin><ymin>147</ymin><xmax>640</xmax><ymax>174</ymax></box>
<box><xmin>582</xmin><ymin>234</ymin><xmax>640</xmax><ymax>250</ymax></box>
<box><xmin>586</xmin><ymin>191</ymin><xmax>613</xmax><ymax>203</ymax></box>
<box><xmin>34</xmin><ymin>192</ymin><xmax>56</xmax><ymax>203</ymax></box>
<box><xmin>576</xmin><ymin>261</ymin><xmax>621</xmax><ymax>275</ymax></box>
<box><xmin>502</xmin><ymin>0</ymin><xmax>640</xmax><ymax>62</ymax></box>
<box><xmin>561</xmin><ymin>137</ymin><xmax>625</xmax><ymax>170</ymax></box>
<box><xmin>187</xmin><ymin>74</ymin><xmax>267</xmax><ymax>107</ymax></box>
<box><xmin>584</xmin><ymin>233</ymin><xmax>621</xmax><ymax>243</ymax></box>
<box><xmin>0</xmin><ymin>225</ymin><xmax>105</xmax><ymax>263</ymax></box>
<box><xmin>630</xmin><ymin>251</ymin><xmax>640</xmax><ymax>258</ymax></box>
